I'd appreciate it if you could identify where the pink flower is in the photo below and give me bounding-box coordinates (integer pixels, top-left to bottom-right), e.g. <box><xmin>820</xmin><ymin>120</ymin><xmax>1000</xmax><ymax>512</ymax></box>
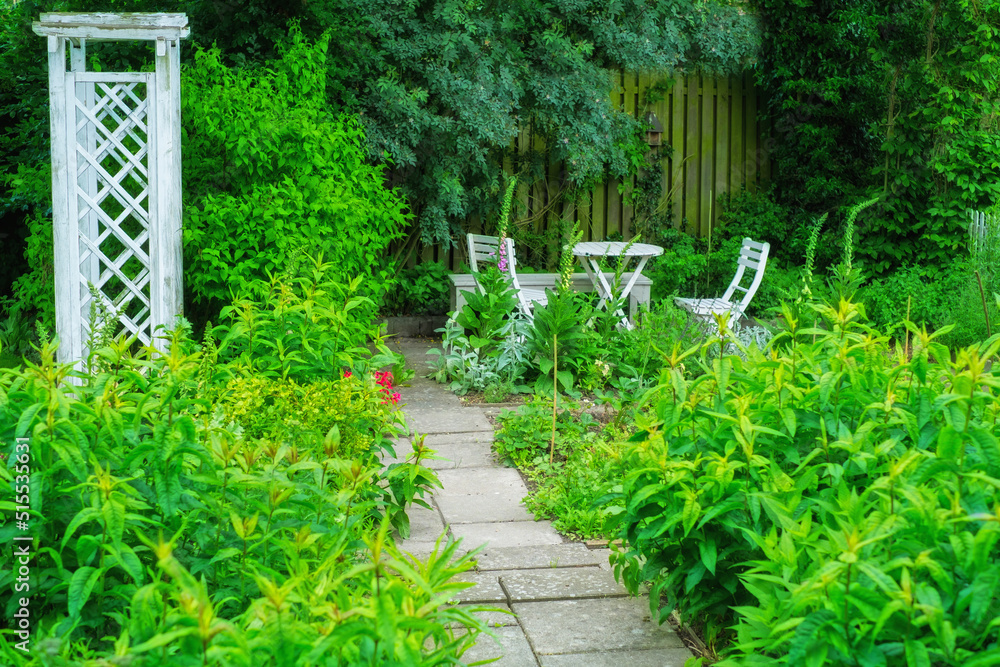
<box><xmin>374</xmin><ymin>371</ymin><xmax>394</xmax><ymax>388</ymax></box>
<box><xmin>343</xmin><ymin>370</ymin><xmax>352</xmax><ymax>378</ymax></box>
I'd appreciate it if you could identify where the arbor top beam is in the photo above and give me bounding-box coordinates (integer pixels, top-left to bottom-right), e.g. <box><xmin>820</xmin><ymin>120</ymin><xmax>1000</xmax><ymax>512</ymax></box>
<box><xmin>33</xmin><ymin>13</ymin><xmax>190</xmax><ymax>42</ymax></box>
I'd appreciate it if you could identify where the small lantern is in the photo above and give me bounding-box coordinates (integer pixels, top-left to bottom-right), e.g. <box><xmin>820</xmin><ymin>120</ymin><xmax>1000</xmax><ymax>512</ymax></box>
<box><xmin>644</xmin><ymin>112</ymin><xmax>663</xmax><ymax>147</ymax></box>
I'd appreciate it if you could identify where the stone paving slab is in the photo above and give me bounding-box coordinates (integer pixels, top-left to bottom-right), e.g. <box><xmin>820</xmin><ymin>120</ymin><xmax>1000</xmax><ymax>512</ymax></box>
<box><xmin>400</xmin><ymin>505</ymin><xmax>446</xmax><ymax>542</ymax></box>
<box><xmin>398</xmin><ymin>389</ymin><xmax>460</xmax><ymax>407</ymax></box>
<box><xmin>406</xmin><ymin>407</ymin><xmax>493</xmax><ymax>434</ymax></box>
<box><xmin>458</xmin><ymin>603</ymin><xmax>519</xmax><ymax>628</ymax></box>
<box><xmin>460</xmin><ymin>625</ymin><xmax>539</xmax><ymax>667</ymax></box>
<box><xmin>451</xmin><ymin>521</ymin><xmax>564</xmax><ymax>550</ymax></box>
<box><xmin>591</xmin><ymin>548</ymin><xmax>614</xmax><ymax>571</ymax></box>
<box><xmin>423</xmin><ymin>442</ymin><xmax>497</xmax><ymax>470</ymax></box>
<box><xmin>396</xmin><ymin>539</ymin><xmax>466</xmax><ymax>559</ymax></box>
<box><xmin>452</xmin><ymin>572</ymin><xmax>507</xmax><ymax>603</ymax></box>
<box><xmin>434</xmin><ymin>467</ymin><xmax>528</xmax><ymax>497</ymax></box>
<box><xmin>383</xmin><ymin>434</ymin><xmax>496</xmax><ymax>469</ymax></box>
<box><xmin>423</xmin><ymin>431</ymin><xmax>495</xmax><ymax>447</ymax></box>
<box><xmin>499</xmin><ymin>566</ymin><xmax>628</xmax><ymax>602</ymax></box>
<box><xmin>436</xmin><ymin>493</ymin><xmax>532</xmax><ymax>524</ymax></box>
<box><xmin>513</xmin><ymin>598</ymin><xmax>686</xmax><ymax>655</ymax></box>
<box><xmin>538</xmin><ymin>648</ymin><xmax>693</xmax><ymax>666</ymax></box>
<box><xmin>474</xmin><ymin>543</ymin><xmax>608</xmax><ymax>571</ymax></box>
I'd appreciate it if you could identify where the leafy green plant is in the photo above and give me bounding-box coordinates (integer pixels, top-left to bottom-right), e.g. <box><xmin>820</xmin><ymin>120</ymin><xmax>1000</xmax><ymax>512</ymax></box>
<box><xmin>182</xmin><ymin>27</ymin><xmax>409</xmax><ymax>325</ymax></box>
<box><xmin>0</xmin><ymin>267</ymin><xmax>486</xmax><ymax>665</ymax></box>
<box><xmin>383</xmin><ymin>262</ymin><xmax>451</xmax><ymax>316</ymax></box>
<box><xmin>527</xmin><ymin>290</ymin><xmax>593</xmax><ymax>395</ymax></box>
<box><xmin>430</xmin><ymin>180</ymin><xmax>532</xmax><ymax>396</ymax></box>
<box><xmin>214</xmin><ymin>251</ymin><xmax>401</xmax><ymax>382</ymax></box>
<box><xmin>0</xmin><ymin>300</ymin><xmax>36</xmax><ymax>367</ymax></box>
<box><xmin>609</xmin><ymin>295</ymin><xmax>1000</xmax><ymax>663</ymax></box>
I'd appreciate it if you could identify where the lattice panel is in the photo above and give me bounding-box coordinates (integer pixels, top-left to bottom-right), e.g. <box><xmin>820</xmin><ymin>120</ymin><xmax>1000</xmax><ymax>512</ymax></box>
<box><xmin>74</xmin><ymin>80</ymin><xmax>153</xmax><ymax>346</ymax></box>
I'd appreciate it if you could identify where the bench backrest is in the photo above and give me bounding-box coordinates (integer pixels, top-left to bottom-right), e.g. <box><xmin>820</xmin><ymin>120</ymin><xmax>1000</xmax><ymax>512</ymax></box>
<box><xmin>720</xmin><ymin>237</ymin><xmax>770</xmax><ymax>314</ymax></box>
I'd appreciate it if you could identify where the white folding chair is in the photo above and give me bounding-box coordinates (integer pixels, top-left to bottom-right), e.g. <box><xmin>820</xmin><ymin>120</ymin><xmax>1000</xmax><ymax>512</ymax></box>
<box><xmin>467</xmin><ymin>233</ymin><xmax>547</xmax><ymax>321</ymax></box>
<box><xmin>675</xmin><ymin>237</ymin><xmax>770</xmax><ymax>323</ymax></box>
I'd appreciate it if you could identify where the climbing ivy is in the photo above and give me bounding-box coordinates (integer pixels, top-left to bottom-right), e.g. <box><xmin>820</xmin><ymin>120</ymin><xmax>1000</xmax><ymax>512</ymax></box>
<box><xmin>867</xmin><ymin>0</ymin><xmax>1000</xmax><ymax>273</ymax></box>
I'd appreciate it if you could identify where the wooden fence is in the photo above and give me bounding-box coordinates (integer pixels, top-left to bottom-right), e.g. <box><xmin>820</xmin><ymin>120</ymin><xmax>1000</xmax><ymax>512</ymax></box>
<box><xmin>417</xmin><ymin>70</ymin><xmax>770</xmax><ymax>269</ymax></box>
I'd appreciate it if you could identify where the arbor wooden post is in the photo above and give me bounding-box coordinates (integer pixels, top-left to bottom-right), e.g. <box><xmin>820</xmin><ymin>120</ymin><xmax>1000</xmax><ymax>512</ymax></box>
<box><xmin>33</xmin><ymin>13</ymin><xmax>189</xmax><ymax>366</ymax></box>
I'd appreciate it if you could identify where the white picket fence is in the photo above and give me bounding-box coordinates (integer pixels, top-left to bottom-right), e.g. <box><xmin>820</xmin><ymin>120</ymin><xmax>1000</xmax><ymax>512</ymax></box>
<box><xmin>969</xmin><ymin>208</ymin><xmax>1000</xmax><ymax>255</ymax></box>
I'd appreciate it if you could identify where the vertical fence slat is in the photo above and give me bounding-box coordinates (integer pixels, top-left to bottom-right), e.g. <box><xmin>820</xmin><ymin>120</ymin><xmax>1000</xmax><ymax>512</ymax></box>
<box><xmin>545</xmin><ymin>149</ymin><xmax>562</xmax><ymax>259</ymax></box>
<box><xmin>714</xmin><ymin>76</ymin><xmax>730</xmax><ymax>225</ymax></box>
<box><xmin>593</xmin><ymin>176</ymin><xmax>607</xmax><ymax>241</ymax></box>
<box><xmin>699</xmin><ymin>76</ymin><xmax>715</xmax><ymax>237</ymax></box>
<box><xmin>532</xmin><ymin>129</ymin><xmax>548</xmax><ymax>236</ymax></box>
<box><xmin>730</xmin><ymin>74</ymin><xmax>745</xmax><ymax>193</ymax></box>
<box><xmin>759</xmin><ymin>82</ymin><xmax>771</xmax><ymax>184</ymax></box>
<box><xmin>745</xmin><ymin>72</ymin><xmax>758</xmax><ymax>193</ymax></box>
<box><xmin>621</xmin><ymin>71</ymin><xmax>640</xmax><ymax>236</ymax></box>
<box><xmin>513</xmin><ymin>125</ymin><xmax>534</xmax><ymax>235</ymax></box>
<box><xmin>684</xmin><ymin>74</ymin><xmax>701</xmax><ymax>235</ymax></box>
<box><xmin>670</xmin><ymin>76</ymin><xmax>685</xmax><ymax>229</ymax></box>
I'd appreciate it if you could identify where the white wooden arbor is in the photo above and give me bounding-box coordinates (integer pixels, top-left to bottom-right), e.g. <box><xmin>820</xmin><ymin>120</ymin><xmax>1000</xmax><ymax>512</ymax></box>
<box><xmin>33</xmin><ymin>13</ymin><xmax>189</xmax><ymax>364</ymax></box>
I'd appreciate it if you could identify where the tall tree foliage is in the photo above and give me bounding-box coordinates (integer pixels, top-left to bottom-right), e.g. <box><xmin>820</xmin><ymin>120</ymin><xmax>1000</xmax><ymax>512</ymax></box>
<box><xmin>0</xmin><ymin>0</ymin><xmax>761</xmax><ymax>321</ymax></box>
<box><xmin>869</xmin><ymin>0</ymin><xmax>1000</xmax><ymax>273</ymax></box>
<box><xmin>310</xmin><ymin>0</ymin><xmax>761</xmax><ymax>245</ymax></box>
<box><xmin>753</xmin><ymin>0</ymin><xmax>884</xmax><ymax>263</ymax></box>
<box><xmin>755</xmin><ymin>0</ymin><xmax>1000</xmax><ymax>275</ymax></box>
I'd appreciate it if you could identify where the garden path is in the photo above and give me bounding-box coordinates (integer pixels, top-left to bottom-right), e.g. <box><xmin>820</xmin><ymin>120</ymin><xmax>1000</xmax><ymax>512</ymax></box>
<box><xmin>384</xmin><ymin>336</ymin><xmax>693</xmax><ymax>667</ymax></box>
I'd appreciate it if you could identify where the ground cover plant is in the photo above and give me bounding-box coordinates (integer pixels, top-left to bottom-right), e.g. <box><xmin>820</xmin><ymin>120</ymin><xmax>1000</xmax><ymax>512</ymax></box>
<box><xmin>493</xmin><ymin>396</ymin><xmax>630</xmax><ymax>541</ymax></box>
<box><xmin>0</xmin><ymin>256</ymin><xmax>490</xmax><ymax>665</ymax></box>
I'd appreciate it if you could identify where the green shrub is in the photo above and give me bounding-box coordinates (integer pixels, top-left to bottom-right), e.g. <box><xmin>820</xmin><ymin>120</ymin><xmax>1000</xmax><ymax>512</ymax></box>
<box><xmin>383</xmin><ymin>262</ymin><xmax>451</xmax><ymax>316</ymax></box>
<box><xmin>859</xmin><ymin>260</ymin><xmax>999</xmax><ymax>348</ymax></box>
<box><xmin>214</xmin><ymin>252</ymin><xmax>402</xmax><ymax>383</ymax></box>
<box><xmin>0</xmin><ymin>275</ymin><xmax>483</xmax><ymax>665</ymax></box>
<box><xmin>180</xmin><ymin>28</ymin><xmax>409</xmax><ymax>324</ymax></box>
<box><xmin>643</xmin><ymin>227</ymin><xmax>710</xmax><ymax>301</ymax></box>
<box><xmin>611</xmin><ymin>299</ymin><xmax>1000</xmax><ymax>663</ymax></box>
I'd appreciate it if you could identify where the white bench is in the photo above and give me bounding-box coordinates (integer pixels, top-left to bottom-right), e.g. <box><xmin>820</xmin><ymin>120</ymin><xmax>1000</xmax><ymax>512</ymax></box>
<box><xmin>448</xmin><ymin>272</ymin><xmax>652</xmax><ymax>321</ymax></box>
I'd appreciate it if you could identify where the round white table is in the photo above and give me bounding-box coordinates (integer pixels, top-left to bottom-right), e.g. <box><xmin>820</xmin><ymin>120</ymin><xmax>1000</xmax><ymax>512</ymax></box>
<box><xmin>572</xmin><ymin>241</ymin><xmax>663</xmax><ymax>329</ymax></box>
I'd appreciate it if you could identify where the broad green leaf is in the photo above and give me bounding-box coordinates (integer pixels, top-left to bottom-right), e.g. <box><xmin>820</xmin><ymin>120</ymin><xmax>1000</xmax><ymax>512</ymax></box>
<box><xmin>682</xmin><ymin>497</ymin><xmax>701</xmax><ymax>536</ymax></box>
<box><xmin>102</xmin><ymin>499</ymin><xmax>126</xmax><ymax>549</ymax></box>
<box><xmin>698</xmin><ymin>539</ymin><xmax>717</xmax><ymax>575</ymax></box>
<box><xmin>15</xmin><ymin>403</ymin><xmax>44</xmax><ymax>439</ymax></box>
<box><xmin>970</xmin><ymin>568</ymin><xmax>1000</xmax><ymax>625</ymax></box>
<box><xmin>61</xmin><ymin>507</ymin><xmax>102</xmax><ymax>552</ymax></box>
<box><xmin>904</xmin><ymin>639</ymin><xmax>930</xmax><ymax>667</ymax></box>
<box><xmin>968</xmin><ymin>424</ymin><xmax>1000</xmax><ymax>471</ymax></box>
<box><xmin>780</xmin><ymin>407</ymin><xmax>797</xmax><ymax>437</ymax></box>
<box><xmin>936</xmin><ymin>425</ymin><xmax>961</xmax><ymax>461</ymax></box>
<box><xmin>787</xmin><ymin>610</ymin><xmax>836</xmax><ymax>666</ymax></box>
<box><xmin>68</xmin><ymin>566</ymin><xmax>104</xmax><ymax>618</ymax></box>
<box><xmin>209</xmin><ymin>547</ymin><xmax>242</xmax><ymax>565</ymax></box>
<box><xmin>103</xmin><ymin>542</ymin><xmax>144</xmax><ymax>585</ymax></box>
